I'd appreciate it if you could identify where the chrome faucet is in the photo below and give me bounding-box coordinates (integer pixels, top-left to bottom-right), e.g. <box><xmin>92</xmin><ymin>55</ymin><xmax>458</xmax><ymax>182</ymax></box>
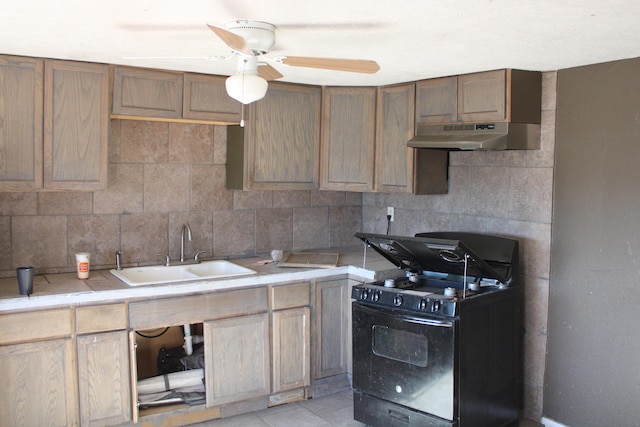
<box><xmin>115</xmin><ymin>250</ymin><xmax>122</xmax><ymax>270</ymax></box>
<box><xmin>180</xmin><ymin>223</ymin><xmax>193</xmax><ymax>262</ymax></box>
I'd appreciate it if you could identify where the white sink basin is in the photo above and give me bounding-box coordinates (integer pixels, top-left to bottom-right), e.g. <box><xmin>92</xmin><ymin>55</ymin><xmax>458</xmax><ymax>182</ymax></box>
<box><xmin>183</xmin><ymin>260</ymin><xmax>256</xmax><ymax>277</ymax></box>
<box><xmin>110</xmin><ymin>260</ymin><xmax>257</xmax><ymax>286</ymax></box>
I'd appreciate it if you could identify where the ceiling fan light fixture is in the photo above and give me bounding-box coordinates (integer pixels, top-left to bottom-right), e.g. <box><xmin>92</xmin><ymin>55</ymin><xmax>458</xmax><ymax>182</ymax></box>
<box><xmin>225</xmin><ymin>73</ymin><xmax>268</xmax><ymax>104</ymax></box>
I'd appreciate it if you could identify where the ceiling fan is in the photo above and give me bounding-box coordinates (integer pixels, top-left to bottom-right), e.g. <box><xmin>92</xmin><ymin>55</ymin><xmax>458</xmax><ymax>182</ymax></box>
<box><xmin>208</xmin><ymin>20</ymin><xmax>380</xmax><ymax>104</ymax></box>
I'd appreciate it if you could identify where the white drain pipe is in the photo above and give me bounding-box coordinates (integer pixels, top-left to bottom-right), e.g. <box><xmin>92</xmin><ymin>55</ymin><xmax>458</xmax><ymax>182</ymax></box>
<box><xmin>183</xmin><ymin>324</ymin><xmax>204</xmax><ymax>356</ymax></box>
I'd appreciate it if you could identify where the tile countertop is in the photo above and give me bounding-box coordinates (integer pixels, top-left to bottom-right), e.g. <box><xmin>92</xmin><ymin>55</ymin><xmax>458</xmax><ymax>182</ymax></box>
<box><xmin>0</xmin><ymin>246</ymin><xmax>399</xmax><ymax>313</ymax></box>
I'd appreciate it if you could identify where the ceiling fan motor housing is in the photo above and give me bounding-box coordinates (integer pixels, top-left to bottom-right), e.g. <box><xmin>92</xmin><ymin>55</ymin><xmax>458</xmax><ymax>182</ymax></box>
<box><xmin>226</xmin><ymin>20</ymin><xmax>276</xmax><ymax>55</ymax></box>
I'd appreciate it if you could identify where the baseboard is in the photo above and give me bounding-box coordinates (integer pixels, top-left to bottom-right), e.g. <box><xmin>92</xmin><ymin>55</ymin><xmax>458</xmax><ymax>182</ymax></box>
<box><xmin>541</xmin><ymin>416</ymin><xmax>570</xmax><ymax>427</ymax></box>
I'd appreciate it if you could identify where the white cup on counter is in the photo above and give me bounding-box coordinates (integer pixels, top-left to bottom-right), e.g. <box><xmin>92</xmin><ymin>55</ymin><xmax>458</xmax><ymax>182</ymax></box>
<box><xmin>76</xmin><ymin>252</ymin><xmax>91</xmax><ymax>280</ymax></box>
<box><xmin>270</xmin><ymin>250</ymin><xmax>283</xmax><ymax>264</ymax></box>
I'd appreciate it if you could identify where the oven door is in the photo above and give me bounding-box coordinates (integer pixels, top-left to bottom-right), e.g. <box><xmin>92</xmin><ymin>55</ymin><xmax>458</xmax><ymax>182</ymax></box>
<box><xmin>352</xmin><ymin>302</ymin><xmax>456</xmax><ymax>421</ymax></box>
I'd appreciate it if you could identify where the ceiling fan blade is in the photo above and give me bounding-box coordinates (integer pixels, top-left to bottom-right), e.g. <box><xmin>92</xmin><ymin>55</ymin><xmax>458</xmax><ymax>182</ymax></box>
<box><xmin>258</xmin><ymin>63</ymin><xmax>283</xmax><ymax>81</ymax></box>
<box><xmin>122</xmin><ymin>55</ymin><xmax>228</xmax><ymax>60</ymax></box>
<box><xmin>279</xmin><ymin>56</ymin><xmax>380</xmax><ymax>74</ymax></box>
<box><xmin>207</xmin><ymin>24</ymin><xmax>252</xmax><ymax>56</ymax></box>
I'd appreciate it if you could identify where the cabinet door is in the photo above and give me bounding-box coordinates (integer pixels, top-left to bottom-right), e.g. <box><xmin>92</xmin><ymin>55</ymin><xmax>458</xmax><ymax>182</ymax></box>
<box><xmin>242</xmin><ymin>82</ymin><xmax>321</xmax><ymax>190</ymax></box>
<box><xmin>44</xmin><ymin>60</ymin><xmax>109</xmax><ymax>190</ymax></box>
<box><xmin>183</xmin><ymin>73</ymin><xmax>240</xmax><ymax>123</ymax></box>
<box><xmin>376</xmin><ymin>83</ymin><xmax>415</xmax><ymax>193</ymax></box>
<box><xmin>77</xmin><ymin>331</ymin><xmax>131</xmax><ymax>427</ymax></box>
<box><xmin>0</xmin><ymin>55</ymin><xmax>43</xmax><ymax>191</ymax></box>
<box><xmin>314</xmin><ymin>279</ymin><xmax>348</xmax><ymax>379</ymax></box>
<box><xmin>204</xmin><ymin>313</ymin><xmax>270</xmax><ymax>406</ymax></box>
<box><xmin>0</xmin><ymin>339</ymin><xmax>77</xmax><ymax>427</ymax></box>
<box><xmin>458</xmin><ymin>69</ymin><xmax>506</xmax><ymax>122</ymax></box>
<box><xmin>272</xmin><ymin>307</ymin><xmax>311</xmax><ymax>393</ymax></box>
<box><xmin>345</xmin><ymin>278</ymin><xmax>359</xmax><ymax>377</ymax></box>
<box><xmin>321</xmin><ymin>87</ymin><xmax>376</xmax><ymax>192</ymax></box>
<box><xmin>112</xmin><ymin>67</ymin><xmax>183</xmax><ymax>118</ymax></box>
<box><xmin>415</xmin><ymin>76</ymin><xmax>457</xmax><ymax>125</ymax></box>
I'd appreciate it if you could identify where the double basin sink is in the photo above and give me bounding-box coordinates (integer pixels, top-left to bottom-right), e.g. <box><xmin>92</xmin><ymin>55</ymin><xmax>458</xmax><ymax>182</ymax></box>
<box><xmin>110</xmin><ymin>260</ymin><xmax>257</xmax><ymax>286</ymax></box>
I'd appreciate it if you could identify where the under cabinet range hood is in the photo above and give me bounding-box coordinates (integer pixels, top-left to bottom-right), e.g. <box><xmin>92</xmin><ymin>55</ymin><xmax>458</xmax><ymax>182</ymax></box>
<box><xmin>408</xmin><ymin>122</ymin><xmax>540</xmax><ymax>150</ymax></box>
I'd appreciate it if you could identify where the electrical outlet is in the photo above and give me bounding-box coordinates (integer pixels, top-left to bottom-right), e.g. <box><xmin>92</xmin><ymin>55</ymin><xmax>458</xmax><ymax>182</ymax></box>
<box><xmin>387</xmin><ymin>206</ymin><xmax>395</xmax><ymax>222</ymax></box>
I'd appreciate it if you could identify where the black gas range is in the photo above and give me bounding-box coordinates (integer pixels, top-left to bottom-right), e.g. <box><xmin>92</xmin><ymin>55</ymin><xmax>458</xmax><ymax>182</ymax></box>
<box><xmin>351</xmin><ymin>231</ymin><xmax>521</xmax><ymax>427</ymax></box>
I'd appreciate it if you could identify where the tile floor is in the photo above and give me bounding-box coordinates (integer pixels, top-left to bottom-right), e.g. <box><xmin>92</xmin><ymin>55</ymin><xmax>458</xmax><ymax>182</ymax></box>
<box><xmin>191</xmin><ymin>389</ymin><xmax>362</xmax><ymax>427</ymax></box>
<box><xmin>189</xmin><ymin>389</ymin><xmax>541</xmax><ymax>427</ymax></box>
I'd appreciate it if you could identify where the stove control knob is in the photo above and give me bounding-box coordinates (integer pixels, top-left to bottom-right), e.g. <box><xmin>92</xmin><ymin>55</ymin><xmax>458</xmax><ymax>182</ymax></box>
<box><xmin>372</xmin><ymin>290</ymin><xmax>381</xmax><ymax>302</ymax></box>
<box><xmin>419</xmin><ymin>299</ymin><xmax>429</xmax><ymax>310</ymax></box>
<box><xmin>432</xmin><ymin>300</ymin><xmax>441</xmax><ymax>312</ymax></box>
<box><xmin>360</xmin><ymin>289</ymin><xmax>370</xmax><ymax>300</ymax></box>
<box><xmin>393</xmin><ymin>294</ymin><xmax>403</xmax><ymax>306</ymax></box>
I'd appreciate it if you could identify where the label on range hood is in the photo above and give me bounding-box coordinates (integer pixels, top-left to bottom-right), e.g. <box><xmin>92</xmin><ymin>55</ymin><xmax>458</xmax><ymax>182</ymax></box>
<box><xmin>408</xmin><ymin>122</ymin><xmax>540</xmax><ymax>150</ymax></box>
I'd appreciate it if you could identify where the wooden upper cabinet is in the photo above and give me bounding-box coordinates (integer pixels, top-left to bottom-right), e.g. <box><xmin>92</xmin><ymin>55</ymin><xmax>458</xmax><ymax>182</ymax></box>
<box><xmin>0</xmin><ymin>55</ymin><xmax>44</xmax><ymax>191</ymax></box>
<box><xmin>113</xmin><ymin>67</ymin><xmax>183</xmax><ymax>118</ymax></box>
<box><xmin>416</xmin><ymin>69</ymin><xmax>541</xmax><ymax>125</ymax></box>
<box><xmin>44</xmin><ymin>60</ymin><xmax>109</xmax><ymax>190</ymax></box>
<box><xmin>457</xmin><ymin>69</ymin><xmax>506</xmax><ymax>122</ymax></box>
<box><xmin>321</xmin><ymin>86</ymin><xmax>376</xmax><ymax>192</ymax></box>
<box><xmin>227</xmin><ymin>82</ymin><xmax>322</xmax><ymax>191</ymax></box>
<box><xmin>415</xmin><ymin>76</ymin><xmax>457</xmax><ymax>125</ymax></box>
<box><xmin>113</xmin><ymin>67</ymin><xmax>241</xmax><ymax>123</ymax></box>
<box><xmin>183</xmin><ymin>73</ymin><xmax>240</xmax><ymax>122</ymax></box>
<box><xmin>376</xmin><ymin>83</ymin><xmax>415</xmax><ymax>193</ymax></box>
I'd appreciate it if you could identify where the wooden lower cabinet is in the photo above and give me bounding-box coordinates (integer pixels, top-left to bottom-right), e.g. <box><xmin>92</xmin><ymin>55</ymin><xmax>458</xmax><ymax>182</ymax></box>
<box><xmin>272</xmin><ymin>307</ymin><xmax>311</xmax><ymax>393</ymax></box>
<box><xmin>204</xmin><ymin>313</ymin><xmax>271</xmax><ymax>407</ymax></box>
<box><xmin>314</xmin><ymin>278</ymin><xmax>349</xmax><ymax>379</ymax></box>
<box><xmin>345</xmin><ymin>279</ymin><xmax>358</xmax><ymax>377</ymax></box>
<box><xmin>0</xmin><ymin>275</ymin><xmax>355</xmax><ymax>426</ymax></box>
<box><xmin>77</xmin><ymin>331</ymin><xmax>131</xmax><ymax>427</ymax></box>
<box><xmin>0</xmin><ymin>338</ymin><xmax>78</xmax><ymax>427</ymax></box>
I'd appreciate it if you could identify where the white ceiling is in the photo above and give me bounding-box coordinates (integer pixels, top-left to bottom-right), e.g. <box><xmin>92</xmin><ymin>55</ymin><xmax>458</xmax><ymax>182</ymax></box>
<box><xmin>2</xmin><ymin>0</ymin><xmax>640</xmax><ymax>87</ymax></box>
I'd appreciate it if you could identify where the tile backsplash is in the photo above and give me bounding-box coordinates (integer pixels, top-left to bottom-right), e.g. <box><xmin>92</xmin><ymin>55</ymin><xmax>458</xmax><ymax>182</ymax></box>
<box><xmin>0</xmin><ymin>120</ymin><xmax>362</xmax><ymax>276</ymax></box>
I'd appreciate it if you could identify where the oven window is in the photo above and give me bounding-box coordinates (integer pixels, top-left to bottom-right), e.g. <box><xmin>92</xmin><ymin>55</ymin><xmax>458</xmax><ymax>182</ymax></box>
<box><xmin>372</xmin><ymin>325</ymin><xmax>428</xmax><ymax>367</ymax></box>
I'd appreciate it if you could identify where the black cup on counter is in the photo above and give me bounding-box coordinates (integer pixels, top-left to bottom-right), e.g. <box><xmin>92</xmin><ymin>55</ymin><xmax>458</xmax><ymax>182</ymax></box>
<box><xmin>17</xmin><ymin>266</ymin><xmax>34</xmax><ymax>296</ymax></box>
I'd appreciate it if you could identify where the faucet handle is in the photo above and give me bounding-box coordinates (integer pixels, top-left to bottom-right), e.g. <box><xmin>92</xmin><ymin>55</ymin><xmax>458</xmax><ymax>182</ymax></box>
<box><xmin>157</xmin><ymin>253</ymin><xmax>170</xmax><ymax>267</ymax></box>
<box><xmin>194</xmin><ymin>250</ymin><xmax>207</xmax><ymax>262</ymax></box>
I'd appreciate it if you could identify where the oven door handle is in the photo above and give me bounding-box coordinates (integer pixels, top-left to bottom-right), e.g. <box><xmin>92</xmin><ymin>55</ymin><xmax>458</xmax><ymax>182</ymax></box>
<box><xmin>354</xmin><ymin>302</ymin><xmax>454</xmax><ymax>328</ymax></box>
<box><xmin>403</xmin><ymin>315</ymin><xmax>454</xmax><ymax>328</ymax></box>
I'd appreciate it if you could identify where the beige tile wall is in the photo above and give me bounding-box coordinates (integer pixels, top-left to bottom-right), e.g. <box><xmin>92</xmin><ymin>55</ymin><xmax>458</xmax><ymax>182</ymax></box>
<box><xmin>0</xmin><ymin>121</ymin><xmax>361</xmax><ymax>276</ymax></box>
<box><xmin>361</xmin><ymin>71</ymin><xmax>557</xmax><ymax>420</ymax></box>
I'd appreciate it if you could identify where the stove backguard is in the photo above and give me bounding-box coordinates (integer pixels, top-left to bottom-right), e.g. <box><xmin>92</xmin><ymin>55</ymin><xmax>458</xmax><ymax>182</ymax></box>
<box><xmin>355</xmin><ymin>231</ymin><xmax>519</xmax><ymax>287</ymax></box>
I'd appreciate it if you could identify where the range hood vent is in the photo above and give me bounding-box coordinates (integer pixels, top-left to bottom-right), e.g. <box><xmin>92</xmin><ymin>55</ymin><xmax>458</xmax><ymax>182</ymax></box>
<box><xmin>408</xmin><ymin>122</ymin><xmax>540</xmax><ymax>150</ymax></box>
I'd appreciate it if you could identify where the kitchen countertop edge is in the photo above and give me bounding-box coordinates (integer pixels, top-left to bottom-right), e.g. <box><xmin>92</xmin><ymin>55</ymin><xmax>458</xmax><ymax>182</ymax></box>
<box><xmin>0</xmin><ymin>247</ymin><xmax>399</xmax><ymax>312</ymax></box>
